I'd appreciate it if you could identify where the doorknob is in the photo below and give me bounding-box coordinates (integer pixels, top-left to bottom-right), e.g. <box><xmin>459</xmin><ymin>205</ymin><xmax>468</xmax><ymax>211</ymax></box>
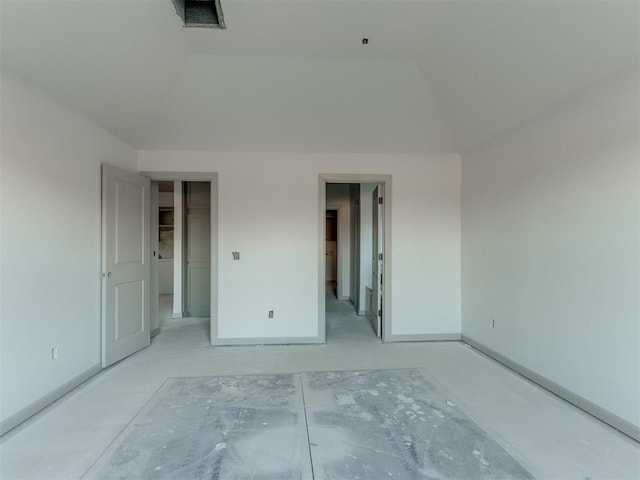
<box><xmin>102</xmin><ymin>272</ymin><xmax>112</xmax><ymax>278</ymax></box>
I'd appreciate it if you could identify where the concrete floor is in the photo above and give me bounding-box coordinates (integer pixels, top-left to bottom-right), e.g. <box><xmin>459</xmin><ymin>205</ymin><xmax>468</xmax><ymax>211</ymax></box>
<box><xmin>0</xmin><ymin>294</ymin><xmax>638</xmax><ymax>479</ymax></box>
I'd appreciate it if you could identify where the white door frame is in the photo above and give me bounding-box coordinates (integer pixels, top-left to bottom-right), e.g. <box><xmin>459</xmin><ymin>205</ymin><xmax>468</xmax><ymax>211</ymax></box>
<box><xmin>150</xmin><ymin>182</ymin><xmax>160</xmax><ymax>337</ymax></box>
<box><xmin>318</xmin><ymin>174</ymin><xmax>392</xmax><ymax>343</ymax></box>
<box><xmin>140</xmin><ymin>171</ymin><xmax>218</xmax><ymax>345</ymax></box>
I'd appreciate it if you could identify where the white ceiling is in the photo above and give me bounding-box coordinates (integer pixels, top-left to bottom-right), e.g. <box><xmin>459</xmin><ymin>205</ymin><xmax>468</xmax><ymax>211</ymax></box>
<box><xmin>1</xmin><ymin>0</ymin><xmax>638</xmax><ymax>153</ymax></box>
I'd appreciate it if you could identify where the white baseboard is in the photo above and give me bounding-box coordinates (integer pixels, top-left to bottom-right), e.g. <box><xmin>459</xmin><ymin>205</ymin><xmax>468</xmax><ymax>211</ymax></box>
<box><xmin>388</xmin><ymin>333</ymin><xmax>461</xmax><ymax>342</ymax></box>
<box><xmin>462</xmin><ymin>335</ymin><xmax>640</xmax><ymax>442</ymax></box>
<box><xmin>211</xmin><ymin>335</ymin><xmax>323</xmax><ymax>346</ymax></box>
<box><xmin>0</xmin><ymin>363</ymin><xmax>102</xmax><ymax>437</ymax></box>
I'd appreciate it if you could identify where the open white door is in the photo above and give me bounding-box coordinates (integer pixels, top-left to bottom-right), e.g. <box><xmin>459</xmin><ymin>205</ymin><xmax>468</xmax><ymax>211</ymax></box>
<box><xmin>102</xmin><ymin>164</ymin><xmax>151</xmax><ymax>367</ymax></box>
<box><xmin>371</xmin><ymin>185</ymin><xmax>384</xmax><ymax>338</ymax></box>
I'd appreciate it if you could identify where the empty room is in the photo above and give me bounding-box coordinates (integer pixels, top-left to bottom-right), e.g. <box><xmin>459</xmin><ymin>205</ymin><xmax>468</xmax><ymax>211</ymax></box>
<box><xmin>0</xmin><ymin>0</ymin><xmax>638</xmax><ymax>479</ymax></box>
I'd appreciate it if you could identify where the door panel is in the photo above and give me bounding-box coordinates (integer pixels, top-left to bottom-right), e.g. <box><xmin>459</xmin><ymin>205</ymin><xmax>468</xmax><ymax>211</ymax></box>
<box><xmin>187</xmin><ymin>265</ymin><xmax>211</xmax><ymax>315</ymax></box>
<box><xmin>187</xmin><ymin>181</ymin><xmax>211</xmax><ymax>208</ymax></box>
<box><xmin>102</xmin><ymin>164</ymin><xmax>150</xmax><ymax>367</ymax></box>
<box><xmin>185</xmin><ymin>182</ymin><xmax>211</xmax><ymax>317</ymax></box>
<box><xmin>115</xmin><ymin>281</ymin><xmax>144</xmax><ymax>339</ymax></box>
<box><xmin>115</xmin><ymin>180</ymin><xmax>144</xmax><ymax>264</ymax></box>
<box><xmin>187</xmin><ymin>214</ymin><xmax>211</xmax><ymax>261</ymax></box>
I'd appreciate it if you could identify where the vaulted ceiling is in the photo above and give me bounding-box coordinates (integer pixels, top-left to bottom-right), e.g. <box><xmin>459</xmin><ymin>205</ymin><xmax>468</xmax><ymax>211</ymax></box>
<box><xmin>1</xmin><ymin>0</ymin><xmax>638</xmax><ymax>153</ymax></box>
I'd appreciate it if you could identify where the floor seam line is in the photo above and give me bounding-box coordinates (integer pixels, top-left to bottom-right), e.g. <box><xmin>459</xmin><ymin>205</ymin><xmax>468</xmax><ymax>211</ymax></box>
<box><xmin>78</xmin><ymin>379</ymin><xmax>168</xmax><ymax>479</ymax></box>
<box><xmin>299</xmin><ymin>374</ymin><xmax>316</xmax><ymax>479</ymax></box>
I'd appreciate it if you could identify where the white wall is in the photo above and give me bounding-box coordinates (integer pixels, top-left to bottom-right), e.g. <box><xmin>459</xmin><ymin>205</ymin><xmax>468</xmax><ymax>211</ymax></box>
<box><xmin>138</xmin><ymin>152</ymin><xmax>462</xmax><ymax>340</ymax></box>
<box><xmin>462</xmin><ymin>69</ymin><xmax>640</xmax><ymax>428</ymax></box>
<box><xmin>141</xmin><ymin>56</ymin><xmax>456</xmax><ymax>154</ymax></box>
<box><xmin>327</xmin><ymin>184</ymin><xmax>352</xmax><ymax>300</ymax></box>
<box><xmin>0</xmin><ymin>69</ymin><xmax>137</xmax><ymax>424</ymax></box>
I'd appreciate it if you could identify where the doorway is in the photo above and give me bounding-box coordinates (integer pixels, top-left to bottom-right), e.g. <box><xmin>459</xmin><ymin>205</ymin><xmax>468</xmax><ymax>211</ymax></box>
<box><xmin>320</xmin><ymin>176</ymin><xmax>392</xmax><ymax>343</ymax></box>
<box><xmin>145</xmin><ymin>172</ymin><xmax>219</xmax><ymax>346</ymax></box>
<box><xmin>102</xmin><ymin>167</ymin><xmax>218</xmax><ymax>367</ymax></box>
<box><xmin>152</xmin><ymin>181</ymin><xmax>211</xmax><ymax>337</ymax></box>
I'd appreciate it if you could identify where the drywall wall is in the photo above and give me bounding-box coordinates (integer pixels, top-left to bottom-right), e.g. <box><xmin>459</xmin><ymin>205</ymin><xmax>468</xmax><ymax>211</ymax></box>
<box><xmin>462</xmin><ymin>68</ymin><xmax>640</xmax><ymax>429</ymax></box>
<box><xmin>0</xmin><ymin>69</ymin><xmax>137</xmax><ymax>425</ymax></box>
<box><xmin>138</xmin><ymin>152</ymin><xmax>461</xmax><ymax>340</ymax></box>
<box><xmin>327</xmin><ymin>184</ymin><xmax>352</xmax><ymax>300</ymax></box>
<box><xmin>140</xmin><ymin>55</ymin><xmax>456</xmax><ymax>154</ymax></box>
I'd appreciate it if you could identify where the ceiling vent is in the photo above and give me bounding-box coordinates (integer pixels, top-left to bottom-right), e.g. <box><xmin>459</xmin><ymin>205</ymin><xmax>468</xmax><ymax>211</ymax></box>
<box><xmin>171</xmin><ymin>0</ymin><xmax>226</xmax><ymax>29</ymax></box>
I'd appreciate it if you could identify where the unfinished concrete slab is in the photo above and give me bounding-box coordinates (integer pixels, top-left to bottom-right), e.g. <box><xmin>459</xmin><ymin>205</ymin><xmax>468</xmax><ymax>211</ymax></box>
<box><xmin>303</xmin><ymin>369</ymin><xmax>535</xmax><ymax>479</ymax></box>
<box><xmin>85</xmin><ymin>375</ymin><xmax>311</xmax><ymax>479</ymax></box>
<box><xmin>84</xmin><ymin>369</ymin><xmax>536</xmax><ymax>479</ymax></box>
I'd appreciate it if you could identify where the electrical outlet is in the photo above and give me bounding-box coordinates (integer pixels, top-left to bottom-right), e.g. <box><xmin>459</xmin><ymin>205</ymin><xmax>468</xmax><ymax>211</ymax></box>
<box><xmin>51</xmin><ymin>347</ymin><xmax>58</xmax><ymax>360</ymax></box>
<box><xmin>268</xmin><ymin>310</ymin><xmax>274</xmax><ymax>319</ymax></box>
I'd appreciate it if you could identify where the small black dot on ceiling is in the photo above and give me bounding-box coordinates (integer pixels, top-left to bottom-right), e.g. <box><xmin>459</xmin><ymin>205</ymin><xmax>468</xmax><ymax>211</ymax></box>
<box><xmin>362</xmin><ymin>38</ymin><xmax>369</xmax><ymax>45</ymax></box>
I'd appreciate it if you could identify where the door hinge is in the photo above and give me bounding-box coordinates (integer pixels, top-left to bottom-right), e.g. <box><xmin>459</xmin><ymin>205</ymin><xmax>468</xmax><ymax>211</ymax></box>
<box><xmin>378</xmin><ymin>253</ymin><xmax>383</xmax><ymax>261</ymax></box>
<box><xmin>378</xmin><ymin>309</ymin><xmax>382</xmax><ymax>317</ymax></box>
<box><xmin>378</xmin><ymin>197</ymin><xmax>383</xmax><ymax>205</ymax></box>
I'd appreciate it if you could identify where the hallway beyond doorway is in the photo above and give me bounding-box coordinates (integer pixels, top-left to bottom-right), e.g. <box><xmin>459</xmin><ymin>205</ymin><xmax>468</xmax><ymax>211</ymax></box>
<box><xmin>325</xmin><ymin>286</ymin><xmax>379</xmax><ymax>345</ymax></box>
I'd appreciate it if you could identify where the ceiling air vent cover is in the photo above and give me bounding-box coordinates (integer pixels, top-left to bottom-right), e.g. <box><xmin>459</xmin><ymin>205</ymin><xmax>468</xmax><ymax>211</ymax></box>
<box><xmin>171</xmin><ymin>0</ymin><xmax>225</xmax><ymax>29</ymax></box>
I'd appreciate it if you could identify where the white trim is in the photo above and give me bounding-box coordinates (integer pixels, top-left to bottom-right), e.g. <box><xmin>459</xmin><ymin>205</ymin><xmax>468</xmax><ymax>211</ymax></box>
<box><xmin>462</xmin><ymin>335</ymin><xmax>640</xmax><ymax>442</ymax></box>
<box><xmin>318</xmin><ymin>179</ymin><xmax>327</xmax><ymax>343</ymax></box>
<box><xmin>390</xmin><ymin>333</ymin><xmax>461</xmax><ymax>342</ymax></box>
<box><xmin>211</xmin><ymin>336</ymin><xmax>323</xmax><ymax>346</ymax></box>
<box><xmin>150</xmin><ymin>182</ymin><xmax>160</xmax><ymax>334</ymax></box>
<box><xmin>0</xmin><ymin>364</ymin><xmax>102</xmax><ymax>437</ymax></box>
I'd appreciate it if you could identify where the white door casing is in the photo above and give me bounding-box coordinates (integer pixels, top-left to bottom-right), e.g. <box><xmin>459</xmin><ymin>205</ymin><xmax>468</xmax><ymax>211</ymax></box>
<box><xmin>102</xmin><ymin>164</ymin><xmax>151</xmax><ymax>367</ymax></box>
<box><xmin>371</xmin><ymin>185</ymin><xmax>384</xmax><ymax>338</ymax></box>
<box><xmin>150</xmin><ymin>182</ymin><xmax>160</xmax><ymax>334</ymax></box>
